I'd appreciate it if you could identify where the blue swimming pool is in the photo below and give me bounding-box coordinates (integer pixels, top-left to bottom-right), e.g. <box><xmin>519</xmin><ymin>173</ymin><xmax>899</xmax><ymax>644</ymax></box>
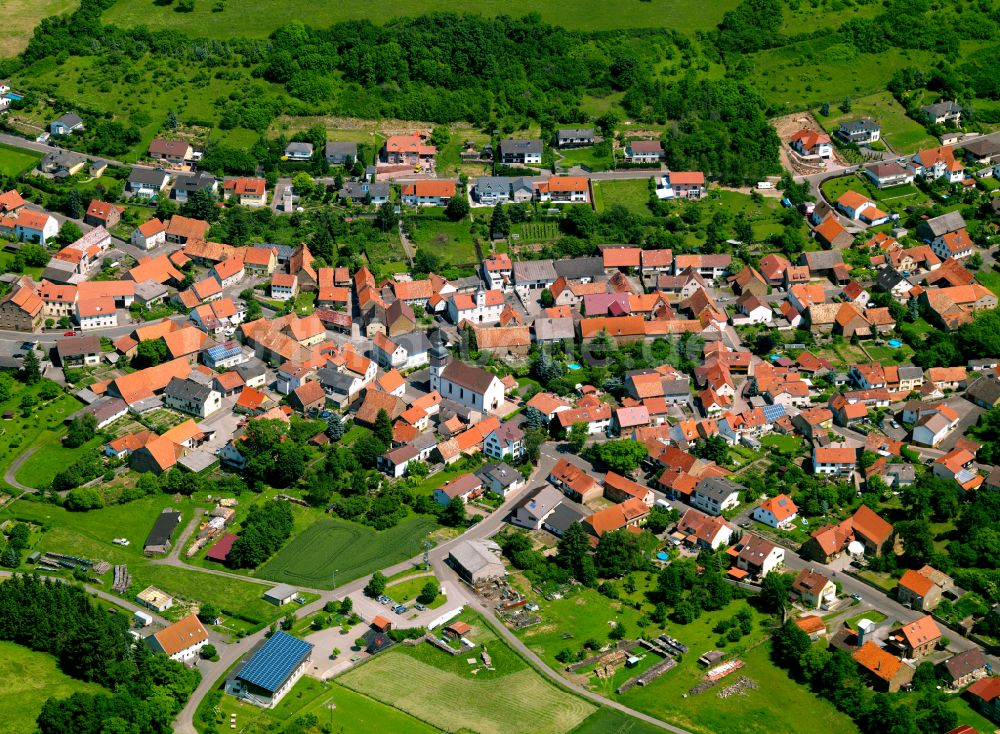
<box><xmin>567</xmin><ymin>362</ymin><xmax>582</xmax><ymax>370</ymax></box>
<box><xmin>888</xmin><ymin>339</ymin><xmax>902</xmax><ymax>348</ymax></box>
<box><xmin>4</xmin><ymin>93</ymin><xmax>23</xmax><ymax>102</ymax></box>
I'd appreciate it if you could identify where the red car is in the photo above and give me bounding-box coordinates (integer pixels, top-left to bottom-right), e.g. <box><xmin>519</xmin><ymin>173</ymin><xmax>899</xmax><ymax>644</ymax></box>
<box><xmin>63</xmin><ymin>331</ymin><xmax>77</xmax><ymax>336</ymax></box>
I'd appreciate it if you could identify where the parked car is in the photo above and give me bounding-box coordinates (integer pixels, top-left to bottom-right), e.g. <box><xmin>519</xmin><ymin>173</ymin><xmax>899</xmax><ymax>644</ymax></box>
<box><xmin>851</xmin><ymin>593</ymin><xmax>862</xmax><ymax>601</ymax></box>
<box><xmin>377</xmin><ymin>595</ymin><xmax>391</xmax><ymax>605</ymax></box>
<box><xmin>63</xmin><ymin>331</ymin><xmax>77</xmax><ymax>336</ymax></box>
<box><xmin>392</xmin><ymin>604</ymin><xmax>407</xmax><ymax>614</ymax></box>
<box><xmin>414</xmin><ymin>603</ymin><xmax>426</xmax><ymax>612</ymax></box>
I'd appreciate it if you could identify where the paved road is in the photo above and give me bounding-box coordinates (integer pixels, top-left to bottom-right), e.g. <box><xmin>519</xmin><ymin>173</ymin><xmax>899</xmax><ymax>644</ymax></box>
<box><xmin>2</xmin><ymin>447</ymin><xmax>37</xmax><ymax>494</ymax></box>
<box><xmin>0</xmin><ymin>133</ymin><xmax>128</xmax><ymax>168</ymax></box>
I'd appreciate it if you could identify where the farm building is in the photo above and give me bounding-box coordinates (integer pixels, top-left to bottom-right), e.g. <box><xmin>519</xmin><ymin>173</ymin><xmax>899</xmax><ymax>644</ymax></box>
<box><xmin>136</xmin><ymin>585</ymin><xmax>174</xmax><ymax>613</ymax></box>
<box><xmin>225</xmin><ymin>631</ymin><xmax>313</xmax><ymax>708</ymax></box>
<box><xmin>447</xmin><ymin>539</ymin><xmax>506</xmax><ymax>584</ymax></box>
<box><xmin>263</xmin><ymin>584</ymin><xmax>298</xmax><ymax>606</ymax></box>
<box><xmin>144</xmin><ymin>509</ymin><xmax>181</xmax><ymax>554</ymax></box>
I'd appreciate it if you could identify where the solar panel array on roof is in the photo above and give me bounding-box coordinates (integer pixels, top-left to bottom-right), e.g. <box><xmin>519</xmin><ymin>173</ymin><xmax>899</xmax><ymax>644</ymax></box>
<box><xmin>955</xmin><ymin>469</ymin><xmax>977</xmax><ymax>486</ymax></box>
<box><xmin>762</xmin><ymin>404</ymin><xmax>786</xmax><ymax>421</ymax></box>
<box><xmin>236</xmin><ymin>631</ymin><xmax>313</xmax><ymax>693</ymax></box>
<box><xmin>207</xmin><ymin>343</ymin><xmax>242</xmax><ymax>360</ymax></box>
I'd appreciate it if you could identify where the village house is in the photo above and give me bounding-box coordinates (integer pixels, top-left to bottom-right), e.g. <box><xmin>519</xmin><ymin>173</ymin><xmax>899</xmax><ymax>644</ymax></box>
<box><xmin>690</xmin><ymin>477</ymin><xmax>742</xmax><ymax>516</ymax></box>
<box><xmin>324</xmin><ymin>142</ymin><xmax>357</xmax><ymax>166</ymax></box>
<box><xmin>557</xmin><ymin>128</ymin><xmax>595</xmax><ymax>148</ymax></box>
<box><xmin>223</xmin><ymin>178</ymin><xmax>268</xmax><ymax>207</ymax></box>
<box><xmin>733</xmin><ymin>535</ymin><xmax>785</xmax><ymax>579</ymax></box>
<box><xmin>886</xmin><ymin>615</ymin><xmax>942</xmax><ymax>659</ymax></box>
<box><xmin>145</xmin><ymin>614</ymin><xmax>208</xmax><ymax>662</ymax></box>
<box><xmin>381</xmin><ymin>133</ymin><xmax>436</xmax><ymax>165</ymax></box>
<box><xmin>583</xmin><ymin>497</ymin><xmax>649</xmax><ymax>538</ymax></box>
<box><xmin>163</xmin><ymin>377</ymin><xmax>222</xmax><ymax>418</ymax></box>
<box><xmin>50</xmin><ymin>112</ymin><xmax>84</xmax><ymax>136</ymax></box>
<box><xmin>792</xmin><ymin>568</ymin><xmax>836</xmax><ymax>609</ymax></box>
<box><xmin>623</xmin><ymin>140</ymin><xmax>665</xmax><ymax>163</ymax></box>
<box><xmin>534</xmin><ymin>176</ymin><xmax>589</xmax><ymax>204</ymax></box>
<box><xmin>864</xmin><ymin>160</ymin><xmax>914</xmax><ymax>189</ymax></box>
<box><xmin>549</xmin><ymin>458</ymin><xmax>602</xmax><ymax>503</ymax></box>
<box><xmin>676</xmin><ymin>508</ymin><xmax>733</xmax><ymax>550</ymax></box>
<box><xmin>499</xmin><ymin>138</ymin><xmax>543</xmax><ymax>165</ymax></box>
<box><xmin>790</xmin><ymin>129</ymin><xmax>832</xmax><ymax>158</ymax></box>
<box><xmin>752</xmin><ymin>493</ymin><xmax>798</xmax><ymax>529</ymax></box>
<box><xmin>400</xmin><ymin>180</ymin><xmax>457</xmax><ymax>207</ymax></box>
<box><xmin>131</xmin><ymin>218</ymin><xmax>166</xmax><ymax>250</ymax></box>
<box><xmin>812</xmin><ymin>445</ymin><xmax>856</xmax><ymax>477</ymax></box>
<box><xmin>148</xmin><ymin>138</ymin><xmax>193</xmax><ymax>164</ymax></box>
<box><xmin>853</xmin><ymin>642</ymin><xmax>914</xmax><ymax>692</ymax></box>
<box><xmin>921</xmin><ymin>100</ymin><xmax>962</xmax><ymax>125</ymax></box>
<box><xmin>483</xmin><ymin>423</ymin><xmax>525</xmax><ymax>461</ymax></box>
<box><xmin>837</xmin><ymin>118</ymin><xmax>881</xmax><ymax>144</ymax></box>
<box><xmin>656</xmin><ymin>171</ymin><xmax>706</xmax><ymax>200</ymax></box>
<box><xmin>128</xmin><ymin>168</ymin><xmax>170</xmax><ymax>198</ymax></box>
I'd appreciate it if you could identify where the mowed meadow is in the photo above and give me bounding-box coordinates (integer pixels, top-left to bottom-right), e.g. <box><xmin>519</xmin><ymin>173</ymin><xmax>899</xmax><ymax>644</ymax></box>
<box><xmin>101</xmin><ymin>0</ymin><xmax>739</xmax><ymax>36</ymax></box>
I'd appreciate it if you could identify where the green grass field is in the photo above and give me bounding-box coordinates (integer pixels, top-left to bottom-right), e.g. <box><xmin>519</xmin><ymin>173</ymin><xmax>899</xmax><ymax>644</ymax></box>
<box><xmin>258</xmin><ymin>515</ymin><xmax>438</xmax><ymax>588</ymax></box>
<box><xmin>0</xmin><ymin>384</ymin><xmax>83</xmax><ymax>493</ymax></box>
<box><xmin>570</xmin><ymin>709</ymin><xmax>667</xmax><ymax>734</ymax></box>
<box><xmin>759</xmin><ymin>434</ymin><xmax>803</xmax><ymax>455</ymax></box>
<box><xmin>620</xmin><ymin>643</ymin><xmax>858</xmax><ymax>734</ymax></box>
<box><xmin>592</xmin><ymin>179</ymin><xmax>653</xmax><ymax>217</ymax></box>
<box><xmin>0</xmin><ymin>0</ymin><xmax>76</xmax><ymax>57</ymax></box>
<box><xmin>820</xmin><ymin>174</ymin><xmax>929</xmax><ymax>214</ymax></box>
<box><xmin>15</xmin><ymin>434</ymin><xmax>104</xmax><ymax>490</ymax></box>
<box><xmin>944</xmin><ymin>694</ymin><xmax>998</xmax><ymax>734</ymax></box>
<box><xmin>0</xmin><ymin>640</ymin><xmax>103</xmax><ymax>734</ymax></box>
<box><xmin>0</xmin><ymin>143</ymin><xmax>42</xmax><ymax>177</ymax></box>
<box><xmin>339</xmin><ymin>621</ymin><xmax>595</xmax><ymax>734</ymax></box>
<box><xmin>817</xmin><ymin>91</ymin><xmax>937</xmax><ymax>154</ymax></box>
<box><xmin>406</xmin><ymin>215</ymin><xmax>479</xmax><ymax>266</ymax></box>
<box><xmin>102</xmin><ymin>0</ymin><xmax>738</xmax><ymax>37</ymax></box>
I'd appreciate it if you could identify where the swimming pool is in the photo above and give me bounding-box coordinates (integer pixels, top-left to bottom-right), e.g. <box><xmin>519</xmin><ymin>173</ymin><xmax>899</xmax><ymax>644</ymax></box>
<box><xmin>567</xmin><ymin>362</ymin><xmax>582</xmax><ymax>370</ymax></box>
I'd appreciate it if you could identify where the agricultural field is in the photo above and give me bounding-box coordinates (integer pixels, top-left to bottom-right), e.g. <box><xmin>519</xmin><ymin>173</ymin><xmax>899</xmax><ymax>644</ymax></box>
<box><xmin>100</xmin><ymin>0</ymin><xmax>739</xmax><ymax>37</ymax></box>
<box><xmin>0</xmin><ymin>143</ymin><xmax>42</xmax><ymax>177</ymax></box>
<box><xmin>592</xmin><ymin>179</ymin><xmax>654</xmax><ymax>217</ymax></box>
<box><xmin>258</xmin><ymin>515</ymin><xmax>438</xmax><ymax>588</ymax></box>
<box><xmin>817</xmin><ymin>91</ymin><xmax>938</xmax><ymax>154</ymax></box>
<box><xmin>405</xmin><ymin>215</ymin><xmax>480</xmax><ymax>266</ymax></box>
<box><xmin>339</xmin><ymin>619</ymin><xmax>595</xmax><ymax>734</ymax></box>
<box><xmin>0</xmin><ymin>641</ymin><xmax>103</xmax><ymax>734</ymax></box>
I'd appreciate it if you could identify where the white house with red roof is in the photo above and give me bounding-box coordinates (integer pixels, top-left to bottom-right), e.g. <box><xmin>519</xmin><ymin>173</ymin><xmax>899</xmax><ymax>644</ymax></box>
<box><xmin>931</xmin><ymin>228</ymin><xmax>975</xmax><ymax>261</ymax></box>
<box><xmin>752</xmin><ymin>493</ymin><xmax>798</xmax><ymax>529</ymax></box>
<box><xmin>790</xmin><ymin>129</ymin><xmax>832</xmax><ymax>159</ymax></box>
<box><xmin>15</xmin><ymin>210</ymin><xmax>58</xmax><ymax>244</ymax></box>
<box><xmin>656</xmin><ymin>171</ymin><xmax>705</xmax><ymax>199</ymax></box>
<box><xmin>131</xmin><ymin>218</ymin><xmax>166</xmax><ymax>250</ymax></box>
<box><xmin>447</xmin><ymin>288</ymin><xmax>505</xmax><ymax>325</ymax></box>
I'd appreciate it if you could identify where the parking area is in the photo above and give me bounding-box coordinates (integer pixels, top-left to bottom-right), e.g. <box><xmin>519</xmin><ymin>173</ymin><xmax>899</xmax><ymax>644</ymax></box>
<box><xmin>937</xmin><ymin>395</ymin><xmax>984</xmax><ymax>452</ymax></box>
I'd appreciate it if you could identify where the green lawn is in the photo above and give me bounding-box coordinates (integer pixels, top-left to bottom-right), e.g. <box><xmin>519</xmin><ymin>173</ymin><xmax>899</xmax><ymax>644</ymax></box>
<box><xmin>944</xmin><ymin>694</ymin><xmax>998</xmax><ymax>734</ymax></box>
<box><xmin>760</xmin><ymin>434</ymin><xmax>802</xmax><ymax>455</ymax></box>
<box><xmin>102</xmin><ymin>0</ymin><xmax>738</xmax><ymax>36</ymax></box>
<box><xmin>974</xmin><ymin>265</ymin><xmax>1000</xmax><ymax>297</ymax></box>
<box><xmin>406</xmin><ymin>215</ymin><xmax>479</xmax><ymax>266</ymax></box>
<box><xmin>258</xmin><ymin>515</ymin><xmax>438</xmax><ymax>588</ymax></box>
<box><xmin>0</xmin><ymin>640</ymin><xmax>103</xmax><ymax>734</ymax></box>
<box><xmin>385</xmin><ymin>574</ymin><xmax>445</xmax><ymax>607</ymax></box>
<box><xmin>557</xmin><ymin>146</ymin><xmax>613</xmax><ymax>172</ymax></box>
<box><xmin>202</xmin><ymin>671</ymin><xmax>440</xmax><ymax>734</ymax></box>
<box><xmin>843</xmin><ymin>610</ymin><xmax>887</xmax><ymax>630</ymax></box>
<box><xmin>591</xmin><ymin>179</ymin><xmax>653</xmax><ymax>217</ymax></box>
<box><xmin>0</xmin><ymin>143</ymin><xmax>41</xmax><ymax>177</ymax></box>
<box><xmin>339</xmin><ymin>617</ymin><xmax>596</xmax><ymax>734</ymax></box>
<box><xmin>820</xmin><ymin>175</ymin><xmax>929</xmax><ymax>214</ymax></box>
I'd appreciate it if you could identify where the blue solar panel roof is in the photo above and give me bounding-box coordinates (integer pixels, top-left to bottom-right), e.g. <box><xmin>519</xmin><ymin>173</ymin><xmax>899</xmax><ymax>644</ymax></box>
<box><xmin>237</xmin><ymin>631</ymin><xmax>313</xmax><ymax>692</ymax></box>
<box><xmin>762</xmin><ymin>404</ymin><xmax>786</xmax><ymax>421</ymax></box>
<box><xmin>207</xmin><ymin>343</ymin><xmax>241</xmax><ymax>360</ymax></box>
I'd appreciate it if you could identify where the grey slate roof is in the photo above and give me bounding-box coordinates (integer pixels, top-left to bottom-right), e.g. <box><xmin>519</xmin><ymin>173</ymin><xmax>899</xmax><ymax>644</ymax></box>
<box><xmin>164</xmin><ymin>377</ymin><xmax>214</xmax><ymax>402</ymax></box>
<box><xmin>129</xmin><ymin>167</ymin><xmax>169</xmax><ymax>187</ymax></box>
<box><xmin>285</xmin><ymin>142</ymin><xmax>314</xmax><ymax>156</ymax></box>
<box><xmin>544</xmin><ymin>502</ymin><xmax>588</xmax><ymax>535</ymax></box>
<box><xmin>839</xmin><ymin>118</ymin><xmax>880</xmax><ymax>134</ymax></box>
<box><xmin>324</xmin><ymin>141</ymin><xmax>357</xmax><ymax>157</ymax></box>
<box><xmin>499</xmin><ymin>138</ymin><xmax>543</xmax><ymax>157</ymax></box>
<box><xmin>553</xmin><ymin>256</ymin><xmax>604</xmax><ymax>280</ymax></box>
<box><xmin>557</xmin><ymin>128</ymin><xmax>594</xmax><ymax>142</ymax></box>
<box><xmin>513</xmin><ymin>259</ymin><xmax>557</xmax><ymax>284</ymax></box>
<box><xmin>54</xmin><ymin>112</ymin><xmax>83</xmax><ymax>127</ymax></box>
<box><xmin>694</xmin><ymin>477</ymin><xmax>744</xmax><ymax>502</ymax></box>
<box><xmin>918</xmin><ymin>211</ymin><xmax>966</xmax><ymax>239</ymax></box>
<box><xmin>173</xmin><ymin>172</ymin><xmax>217</xmax><ymax>196</ymax></box>
<box><xmin>533</xmin><ymin>317</ymin><xmax>575</xmax><ymax>342</ymax></box>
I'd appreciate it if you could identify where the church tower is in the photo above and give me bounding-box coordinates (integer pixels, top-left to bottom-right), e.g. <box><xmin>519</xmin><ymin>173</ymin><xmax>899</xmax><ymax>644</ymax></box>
<box><xmin>429</xmin><ymin>334</ymin><xmax>450</xmax><ymax>393</ymax></box>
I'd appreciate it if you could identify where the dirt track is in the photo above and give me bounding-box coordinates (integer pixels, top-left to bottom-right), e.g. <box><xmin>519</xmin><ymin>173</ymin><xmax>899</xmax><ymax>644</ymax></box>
<box><xmin>772</xmin><ymin>111</ymin><xmax>851</xmax><ymax>175</ymax></box>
